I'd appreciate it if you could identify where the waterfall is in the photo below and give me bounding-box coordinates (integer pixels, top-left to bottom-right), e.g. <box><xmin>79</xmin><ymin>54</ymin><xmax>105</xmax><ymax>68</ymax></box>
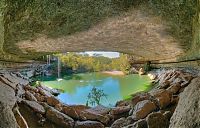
<box><xmin>46</xmin><ymin>55</ymin><xmax>48</xmax><ymax>65</ymax></box>
<box><xmin>46</xmin><ymin>55</ymin><xmax>51</xmax><ymax>65</ymax></box>
<box><xmin>57</xmin><ymin>57</ymin><xmax>61</xmax><ymax>79</ymax></box>
<box><xmin>49</xmin><ymin>55</ymin><xmax>51</xmax><ymax>65</ymax></box>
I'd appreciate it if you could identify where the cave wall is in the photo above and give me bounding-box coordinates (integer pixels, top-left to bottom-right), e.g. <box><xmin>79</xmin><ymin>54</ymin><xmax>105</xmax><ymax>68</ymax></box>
<box><xmin>154</xmin><ymin>0</ymin><xmax>200</xmax><ymax>67</ymax></box>
<box><xmin>181</xmin><ymin>0</ymin><xmax>200</xmax><ymax>61</ymax></box>
<box><xmin>1</xmin><ymin>0</ymin><xmax>199</xmax><ymax>64</ymax></box>
<box><xmin>0</xmin><ymin>0</ymin><xmax>5</xmax><ymax>53</ymax></box>
<box><xmin>4</xmin><ymin>0</ymin><xmax>140</xmax><ymax>59</ymax></box>
<box><xmin>129</xmin><ymin>0</ymin><xmax>200</xmax><ymax>67</ymax></box>
<box><xmin>149</xmin><ymin>0</ymin><xmax>197</xmax><ymax>50</ymax></box>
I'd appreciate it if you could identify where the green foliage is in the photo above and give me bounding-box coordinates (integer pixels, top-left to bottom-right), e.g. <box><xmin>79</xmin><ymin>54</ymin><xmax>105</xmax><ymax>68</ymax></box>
<box><xmin>56</xmin><ymin>52</ymin><xmax>131</xmax><ymax>74</ymax></box>
<box><xmin>86</xmin><ymin>87</ymin><xmax>107</xmax><ymax>106</ymax></box>
<box><xmin>111</xmin><ymin>54</ymin><xmax>131</xmax><ymax>74</ymax></box>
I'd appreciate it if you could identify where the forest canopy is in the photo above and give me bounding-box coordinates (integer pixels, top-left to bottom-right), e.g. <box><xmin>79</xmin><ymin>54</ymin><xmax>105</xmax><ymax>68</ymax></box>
<box><xmin>56</xmin><ymin>52</ymin><xmax>131</xmax><ymax>74</ymax></box>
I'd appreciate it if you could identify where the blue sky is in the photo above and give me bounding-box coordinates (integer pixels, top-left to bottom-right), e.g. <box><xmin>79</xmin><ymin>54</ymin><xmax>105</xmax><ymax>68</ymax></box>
<box><xmin>85</xmin><ymin>51</ymin><xmax>120</xmax><ymax>58</ymax></box>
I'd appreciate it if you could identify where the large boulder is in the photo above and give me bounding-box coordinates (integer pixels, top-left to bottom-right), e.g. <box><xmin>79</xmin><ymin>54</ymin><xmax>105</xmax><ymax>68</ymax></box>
<box><xmin>24</xmin><ymin>85</ymin><xmax>38</xmax><ymax>93</ymax></box>
<box><xmin>62</xmin><ymin>105</ymin><xmax>90</xmax><ymax>119</ymax></box>
<box><xmin>79</xmin><ymin>109</ymin><xmax>110</xmax><ymax>124</ymax></box>
<box><xmin>75</xmin><ymin>121</ymin><xmax>104</xmax><ymax>128</ymax></box>
<box><xmin>110</xmin><ymin>106</ymin><xmax>131</xmax><ymax>119</ymax></box>
<box><xmin>116</xmin><ymin>100</ymin><xmax>131</xmax><ymax>107</ymax></box>
<box><xmin>126</xmin><ymin>119</ymin><xmax>147</xmax><ymax>128</ymax></box>
<box><xmin>131</xmin><ymin>92</ymin><xmax>152</xmax><ymax>107</ymax></box>
<box><xmin>167</xmin><ymin>83</ymin><xmax>181</xmax><ymax>94</ymax></box>
<box><xmin>146</xmin><ymin>112</ymin><xmax>169</xmax><ymax>128</ymax></box>
<box><xmin>46</xmin><ymin>107</ymin><xmax>74</xmax><ymax>128</ymax></box>
<box><xmin>0</xmin><ymin>102</ymin><xmax>19</xmax><ymax>128</ymax></box>
<box><xmin>39</xmin><ymin>85</ymin><xmax>61</xmax><ymax>96</ymax></box>
<box><xmin>25</xmin><ymin>91</ymin><xmax>37</xmax><ymax>101</ymax></box>
<box><xmin>22</xmin><ymin>100</ymin><xmax>45</xmax><ymax>114</ymax></box>
<box><xmin>169</xmin><ymin>77</ymin><xmax>200</xmax><ymax>128</ymax></box>
<box><xmin>132</xmin><ymin>100</ymin><xmax>157</xmax><ymax>120</ymax></box>
<box><xmin>37</xmin><ymin>87</ymin><xmax>53</xmax><ymax>97</ymax></box>
<box><xmin>47</xmin><ymin>96</ymin><xmax>60</xmax><ymax>106</ymax></box>
<box><xmin>87</xmin><ymin>105</ymin><xmax>110</xmax><ymax>115</ymax></box>
<box><xmin>34</xmin><ymin>93</ymin><xmax>47</xmax><ymax>102</ymax></box>
<box><xmin>0</xmin><ymin>81</ymin><xmax>17</xmax><ymax>108</ymax></box>
<box><xmin>111</xmin><ymin>117</ymin><xmax>127</xmax><ymax>128</ymax></box>
<box><xmin>159</xmin><ymin>80</ymin><xmax>171</xmax><ymax>89</ymax></box>
<box><xmin>150</xmin><ymin>89</ymin><xmax>172</xmax><ymax>109</ymax></box>
<box><xmin>55</xmin><ymin>103</ymin><xmax>63</xmax><ymax>111</ymax></box>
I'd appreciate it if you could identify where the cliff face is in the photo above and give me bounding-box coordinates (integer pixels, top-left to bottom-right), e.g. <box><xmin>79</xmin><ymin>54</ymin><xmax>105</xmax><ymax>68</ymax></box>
<box><xmin>0</xmin><ymin>0</ymin><xmax>199</xmax><ymax>63</ymax></box>
<box><xmin>169</xmin><ymin>77</ymin><xmax>200</xmax><ymax>128</ymax></box>
<box><xmin>182</xmin><ymin>0</ymin><xmax>200</xmax><ymax>61</ymax></box>
<box><xmin>0</xmin><ymin>0</ymin><xmax>5</xmax><ymax>53</ymax></box>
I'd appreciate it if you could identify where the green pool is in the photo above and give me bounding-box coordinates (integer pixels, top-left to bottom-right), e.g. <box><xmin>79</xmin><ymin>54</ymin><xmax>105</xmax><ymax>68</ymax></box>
<box><xmin>36</xmin><ymin>73</ymin><xmax>152</xmax><ymax>107</ymax></box>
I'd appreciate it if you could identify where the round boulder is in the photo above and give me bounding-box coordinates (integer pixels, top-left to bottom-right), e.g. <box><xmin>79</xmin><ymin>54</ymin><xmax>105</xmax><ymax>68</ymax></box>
<box><xmin>146</xmin><ymin>112</ymin><xmax>169</xmax><ymax>128</ymax></box>
<box><xmin>132</xmin><ymin>100</ymin><xmax>157</xmax><ymax>120</ymax></box>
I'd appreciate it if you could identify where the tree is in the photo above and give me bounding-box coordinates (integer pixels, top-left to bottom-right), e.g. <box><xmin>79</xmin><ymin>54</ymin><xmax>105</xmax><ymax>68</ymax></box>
<box><xmin>86</xmin><ymin>87</ymin><xmax>107</xmax><ymax>106</ymax></box>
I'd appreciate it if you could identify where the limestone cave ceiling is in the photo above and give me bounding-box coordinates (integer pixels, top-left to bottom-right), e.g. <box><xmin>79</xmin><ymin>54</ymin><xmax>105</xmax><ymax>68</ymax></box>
<box><xmin>0</xmin><ymin>0</ymin><xmax>198</xmax><ymax>62</ymax></box>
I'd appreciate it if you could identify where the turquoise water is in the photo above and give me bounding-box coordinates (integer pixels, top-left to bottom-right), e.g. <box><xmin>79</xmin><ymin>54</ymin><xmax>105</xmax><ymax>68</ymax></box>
<box><xmin>37</xmin><ymin>73</ymin><xmax>152</xmax><ymax>107</ymax></box>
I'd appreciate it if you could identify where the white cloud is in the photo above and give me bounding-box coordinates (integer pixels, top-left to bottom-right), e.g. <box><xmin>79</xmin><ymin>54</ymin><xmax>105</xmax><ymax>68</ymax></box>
<box><xmin>84</xmin><ymin>51</ymin><xmax>120</xmax><ymax>58</ymax></box>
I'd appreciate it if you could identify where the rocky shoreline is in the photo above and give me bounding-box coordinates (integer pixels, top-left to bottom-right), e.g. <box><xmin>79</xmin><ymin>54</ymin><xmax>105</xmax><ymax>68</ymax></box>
<box><xmin>0</xmin><ymin>68</ymin><xmax>198</xmax><ymax>128</ymax></box>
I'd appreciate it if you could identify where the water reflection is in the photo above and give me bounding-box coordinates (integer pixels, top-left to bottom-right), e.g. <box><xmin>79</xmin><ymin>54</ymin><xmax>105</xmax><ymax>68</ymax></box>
<box><xmin>37</xmin><ymin>73</ymin><xmax>152</xmax><ymax>106</ymax></box>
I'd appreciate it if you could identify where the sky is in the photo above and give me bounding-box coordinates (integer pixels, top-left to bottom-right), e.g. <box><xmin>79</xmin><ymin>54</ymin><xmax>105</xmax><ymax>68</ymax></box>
<box><xmin>84</xmin><ymin>51</ymin><xmax>120</xmax><ymax>58</ymax></box>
